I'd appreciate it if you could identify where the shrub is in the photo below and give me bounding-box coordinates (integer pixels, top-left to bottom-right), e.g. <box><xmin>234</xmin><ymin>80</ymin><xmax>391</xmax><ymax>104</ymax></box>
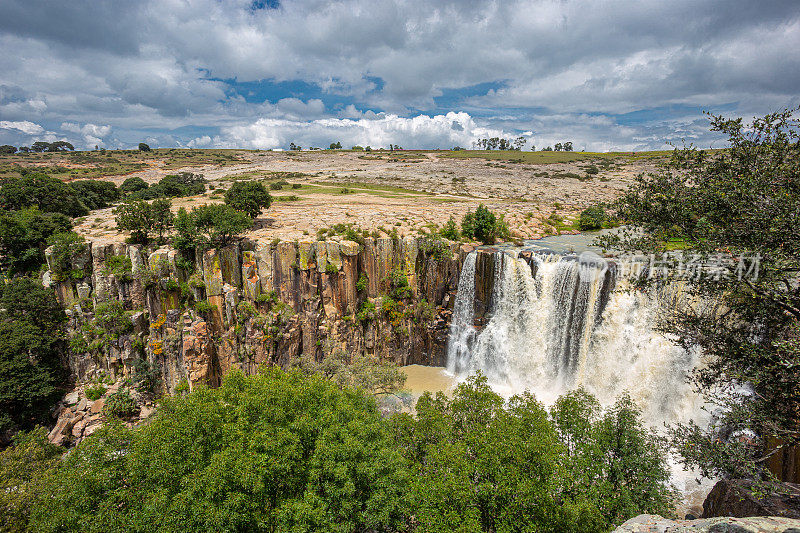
<box><xmin>173</xmin><ymin>204</ymin><xmax>252</xmax><ymax>249</ymax></box>
<box><xmin>195</xmin><ymin>299</ymin><xmax>213</xmax><ymax>313</ymax></box>
<box><xmin>269</xmin><ymin>182</ymin><xmax>283</xmax><ymax>190</ymax></box>
<box><xmin>224</xmin><ymin>180</ymin><xmax>272</xmax><ymax>218</ymax></box>
<box><xmin>138</xmin><ymin>142</ymin><xmax>151</xmax><ymax>152</ymax></box>
<box><xmin>579</xmin><ymin>206</ymin><xmax>607</xmax><ymax>230</ymax></box>
<box><xmin>46</xmin><ymin>232</ymin><xmax>86</xmax><ymax>281</ymax></box>
<box><xmin>461</xmin><ymin>204</ymin><xmax>506</xmax><ymax>244</ymax></box>
<box><xmin>0</xmin><ymin>173</ymin><xmax>88</xmax><ymax>217</ymax></box>
<box><xmin>84</xmin><ymin>383</ymin><xmax>106</xmax><ymax>401</ymax></box>
<box><xmin>440</xmin><ymin>216</ymin><xmax>460</xmax><ymax>240</ymax></box>
<box><xmin>356</xmin><ymin>272</ymin><xmax>368</xmax><ymax>293</ymax></box>
<box><xmin>68</xmin><ymin>180</ymin><xmax>120</xmax><ymax>210</ymax></box>
<box><xmin>0</xmin><ymin>208</ymin><xmax>72</xmax><ymax>275</ymax></box>
<box><xmin>120</xmin><ymin>176</ymin><xmax>149</xmax><ymax>194</ymax></box>
<box><xmin>103</xmin><ymin>389</ymin><xmax>138</xmax><ymax>419</ymax></box>
<box><xmin>114</xmin><ymin>198</ymin><xmax>174</xmax><ymax>244</ymax></box>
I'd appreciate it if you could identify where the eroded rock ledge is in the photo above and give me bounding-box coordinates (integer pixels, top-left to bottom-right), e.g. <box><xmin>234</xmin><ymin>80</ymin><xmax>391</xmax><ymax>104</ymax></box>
<box><xmin>45</xmin><ymin>236</ymin><xmax>471</xmax><ymax>395</ymax></box>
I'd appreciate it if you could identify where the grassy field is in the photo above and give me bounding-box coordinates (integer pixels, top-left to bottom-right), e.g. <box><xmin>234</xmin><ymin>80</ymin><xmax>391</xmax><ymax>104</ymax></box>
<box><xmin>439</xmin><ymin>149</ymin><xmax>676</xmax><ymax>164</ymax></box>
<box><xmin>0</xmin><ymin>148</ymin><xmax>248</xmax><ymax>180</ymax></box>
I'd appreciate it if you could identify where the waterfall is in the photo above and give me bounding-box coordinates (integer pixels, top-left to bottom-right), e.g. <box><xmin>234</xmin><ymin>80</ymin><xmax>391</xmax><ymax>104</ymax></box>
<box><xmin>446</xmin><ymin>249</ymin><xmax>704</xmax><ymax>426</ymax></box>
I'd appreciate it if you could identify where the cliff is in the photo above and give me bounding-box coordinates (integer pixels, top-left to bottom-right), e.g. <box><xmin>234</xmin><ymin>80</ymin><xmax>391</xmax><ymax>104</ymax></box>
<box><xmin>45</xmin><ymin>236</ymin><xmax>469</xmax><ymax>393</ymax></box>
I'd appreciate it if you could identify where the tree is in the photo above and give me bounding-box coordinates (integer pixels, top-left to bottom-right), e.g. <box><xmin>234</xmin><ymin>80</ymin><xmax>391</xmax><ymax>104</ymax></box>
<box><xmin>114</xmin><ymin>199</ymin><xmax>174</xmax><ymax>244</ymax></box>
<box><xmin>68</xmin><ymin>180</ymin><xmax>120</xmax><ymax>210</ymax></box>
<box><xmin>174</xmin><ymin>204</ymin><xmax>251</xmax><ymax>248</ymax></box>
<box><xmin>601</xmin><ymin>108</ymin><xmax>800</xmax><ymax>481</ymax></box>
<box><xmin>30</xmin><ymin>142</ymin><xmax>49</xmax><ymax>153</ymax></box>
<box><xmin>461</xmin><ymin>204</ymin><xmax>509</xmax><ymax>244</ymax></box>
<box><xmin>224</xmin><ymin>180</ymin><xmax>272</xmax><ymax>219</ymax></box>
<box><xmin>0</xmin><ymin>173</ymin><xmax>88</xmax><ymax>217</ymax></box>
<box><xmin>28</xmin><ymin>368</ymin><xmax>410</xmax><ymax>533</ymax></box>
<box><xmin>138</xmin><ymin>142</ymin><xmax>151</xmax><ymax>152</ymax></box>
<box><xmin>119</xmin><ymin>176</ymin><xmax>149</xmax><ymax>195</ymax></box>
<box><xmin>0</xmin><ymin>208</ymin><xmax>72</xmax><ymax>275</ymax></box>
<box><xmin>0</xmin><ymin>278</ymin><xmax>67</xmax><ymax>435</ymax></box>
<box><xmin>47</xmin><ymin>141</ymin><xmax>74</xmax><ymax>152</ymax></box>
<box><xmin>0</xmin><ymin>145</ymin><xmax>17</xmax><ymax>154</ymax></box>
<box><xmin>513</xmin><ymin>137</ymin><xmax>527</xmax><ymax>150</ymax></box>
<box><xmin>578</xmin><ymin>206</ymin><xmax>607</xmax><ymax>230</ymax></box>
<box><xmin>564</xmin><ymin>141</ymin><xmax>573</xmax><ymax>151</ymax></box>
<box><xmin>542</xmin><ymin>146</ymin><xmax>553</xmax><ymax>151</ymax></box>
<box><xmin>554</xmin><ymin>142</ymin><xmax>563</xmax><ymax>151</ymax></box>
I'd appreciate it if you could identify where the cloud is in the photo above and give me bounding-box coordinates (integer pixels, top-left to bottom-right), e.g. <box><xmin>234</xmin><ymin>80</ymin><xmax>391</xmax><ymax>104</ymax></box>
<box><xmin>0</xmin><ymin>0</ymin><xmax>797</xmax><ymax>149</ymax></box>
<box><xmin>61</xmin><ymin>122</ymin><xmax>112</xmax><ymax>148</ymax></box>
<box><xmin>199</xmin><ymin>112</ymin><xmax>511</xmax><ymax>150</ymax></box>
<box><xmin>0</xmin><ymin>120</ymin><xmax>44</xmax><ymax>135</ymax></box>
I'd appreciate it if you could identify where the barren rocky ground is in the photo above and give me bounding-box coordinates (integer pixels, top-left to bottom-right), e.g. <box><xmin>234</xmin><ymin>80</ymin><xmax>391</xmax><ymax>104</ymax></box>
<box><xmin>36</xmin><ymin>149</ymin><xmax>659</xmax><ymax>244</ymax></box>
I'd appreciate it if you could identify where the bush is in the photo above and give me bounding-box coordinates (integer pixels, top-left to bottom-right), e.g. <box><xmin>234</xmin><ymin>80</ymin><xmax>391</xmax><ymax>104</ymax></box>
<box><xmin>46</xmin><ymin>232</ymin><xmax>86</xmax><ymax>281</ymax></box>
<box><xmin>224</xmin><ymin>180</ymin><xmax>272</xmax><ymax>218</ymax></box>
<box><xmin>128</xmin><ymin>172</ymin><xmax>206</xmax><ymax>200</ymax></box>
<box><xmin>120</xmin><ymin>176</ymin><xmax>149</xmax><ymax>194</ymax></box>
<box><xmin>84</xmin><ymin>384</ymin><xmax>106</xmax><ymax>401</ymax></box>
<box><xmin>579</xmin><ymin>206</ymin><xmax>607</xmax><ymax>230</ymax></box>
<box><xmin>440</xmin><ymin>215</ymin><xmax>460</xmax><ymax>240</ymax></box>
<box><xmin>0</xmin><ymin>208</ymin><xmax>72</xmax><ymax>275</ymax></box>
<box><xmin>0</xmin><ymin>173</ymin><xmax>88</xmax><ymax>217</ymax></box>
<box><xmin>113</xmin><ymin>198</ymin><xmax>174</xmax><ymax>244</ymax></box>
<box><xmin>103</xmin><ymin>389</ymin><xmax>138</xmax><ymax>418</ymax></box>
<box><xmin>138</xmin><ymin>142</ymin><xmax>151</xmax><ymax>152</ymax></box>
<box><xmin>173</xmin><ymin>204</ymin><xmax>252</xmax><ymax>249</ymax></box>
<box><xmin>68</xmin><ymin>180</ymin><xmax>120</xmax><ymax>210</ymax></box>
<box><xmin>461</xmin><ymin>204</ymin><xmax>508</xmax><ymax>244</ymax></box>
<box><xmin>0</xmin><ymin>279</ymin><xmax>67</xmax><ymax>433</ymax></box>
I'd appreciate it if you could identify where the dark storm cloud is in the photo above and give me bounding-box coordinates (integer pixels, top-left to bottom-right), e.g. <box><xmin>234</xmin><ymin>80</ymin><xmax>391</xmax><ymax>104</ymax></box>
<box><xmin>0</xmin><ymin>0</ymin><xmax>797</xmax><ymax>149</ymax></box>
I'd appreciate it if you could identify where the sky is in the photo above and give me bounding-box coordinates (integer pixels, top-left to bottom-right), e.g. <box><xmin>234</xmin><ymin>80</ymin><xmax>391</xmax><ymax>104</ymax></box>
<box><xmin>0</xmin><ymin>0</ymin><xmax>798</xmax><ymax>152</ymax></box>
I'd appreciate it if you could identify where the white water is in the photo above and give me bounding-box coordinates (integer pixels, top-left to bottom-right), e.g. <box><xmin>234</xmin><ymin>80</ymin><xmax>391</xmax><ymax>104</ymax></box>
<box><xmin>445</xmin><ymin>249</ymin><xmax>711</xmax><ymax>509</ymax></box>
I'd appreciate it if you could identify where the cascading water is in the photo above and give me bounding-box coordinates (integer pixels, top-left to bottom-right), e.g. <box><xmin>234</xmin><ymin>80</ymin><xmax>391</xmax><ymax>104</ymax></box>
<box><xmin>446</xmin><ymin>248</ymin><xmax>706</xmax><ymax>428</ymax></box>
<box><xmin>445</xmin><ymin>247</ymin><xmax>712</xmax><ymax>509</ymax></box>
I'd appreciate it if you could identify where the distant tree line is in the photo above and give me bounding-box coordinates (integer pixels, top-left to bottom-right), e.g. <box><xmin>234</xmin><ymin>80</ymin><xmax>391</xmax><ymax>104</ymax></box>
<box><xmin>474</xmin><ymin>137</ymin><xmax>527</xmax><ymax>150</ymax></box>
<box><xmin>541</xmin><ymin>142</ymin><xmax>573</xmax><ymax>151</ymax></box>
<box><xmin>1</xmin><ymin>141</ymin><xmax>75</xmax><ymax>154</ymax></box>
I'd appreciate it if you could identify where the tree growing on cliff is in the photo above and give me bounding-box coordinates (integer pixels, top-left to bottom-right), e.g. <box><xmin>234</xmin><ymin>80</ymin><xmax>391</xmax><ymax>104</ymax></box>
<box><xmin>173</xmin><ymin>203</ymin><xmax>251</xmax><ymax>249</ymax></box>
<box><xmin>0</xmin><ymin>208</ymin><xmax>72</xmax><ymax>275</ymax></box>
<box><xmin>0</xmin><ymin>278</ymin><xmax>67</xmax><ymax>436</ymax></box>
<box><xmin>114</xmin><ymin>198</ymin><xmax>174</xmax><ymax>244</ymax></box>
<box><xmin>224</xmin><ymin>180</ymin><xmax>272</xmax><ymax>219</ymax></box>
<box><xmin>600</xmin><ymin>108</ymin><xmax>800</xmax><ymax>481</ymax></box>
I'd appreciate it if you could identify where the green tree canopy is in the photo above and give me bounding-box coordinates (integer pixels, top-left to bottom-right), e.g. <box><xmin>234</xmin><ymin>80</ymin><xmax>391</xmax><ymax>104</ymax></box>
<box><xmin>174</xmin><ymin>203</ymin><xmax>251</xmax><ymax>249</ymax></box>
<box><xmin>0</xmin><ymin>208</ymin><xmax>72</xmax><ymax>275</ymax></box>
<box><xmin>0</xmin><ymin>278</ymin><xmax>67</xmax><ymax>435</ymax></box>
<box><xmin>224</xmin><ymin>180</ymin><xmax>273</xmax><ymax>218</ymax></box>
<box><xmin>114</xmin><ymin>198</ymin><xmax>174</xmax><ymax>244</ymax></box>
<box><xmin>600</xmin><ymin>108</ymin><xmax>800</xmax><ymax>480</ymax></box>
<box><xmin>0</xmin><ymin>173</ymin><xmax>88</xmax><ymax>217</ymax></box>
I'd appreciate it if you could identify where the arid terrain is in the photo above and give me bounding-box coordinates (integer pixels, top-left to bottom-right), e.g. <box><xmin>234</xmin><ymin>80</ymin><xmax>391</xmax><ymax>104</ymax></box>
<box><xmin>1</xmin><ymin>148</ymin><xmax>665</xmax><ymax>244</ymax></box>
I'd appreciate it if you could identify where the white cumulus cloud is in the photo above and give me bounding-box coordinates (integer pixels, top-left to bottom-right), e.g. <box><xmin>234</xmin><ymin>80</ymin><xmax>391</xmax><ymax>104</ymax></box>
<box><xmin>0</xmin><ymin>120</ymin><xmax>44</xmax><ymax>135</ymax></box>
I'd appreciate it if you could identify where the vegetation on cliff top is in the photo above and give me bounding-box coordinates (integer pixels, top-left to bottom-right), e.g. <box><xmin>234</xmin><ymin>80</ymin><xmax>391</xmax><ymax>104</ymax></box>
<box><xmin>3</xmin><ymin>368</ymin><xmax>672</xmax><ymax>532</ymax></box>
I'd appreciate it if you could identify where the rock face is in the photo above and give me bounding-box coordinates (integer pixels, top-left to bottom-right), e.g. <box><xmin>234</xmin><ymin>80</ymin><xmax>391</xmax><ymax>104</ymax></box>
<box><xmin>702</xmin><ymin>479</ymin><xmax>800</xmax><ymax>519</ymax></box>
<box><xmin>613</xmin><ymin>514</ymin><xmax>800</xmax><ymax>532</ymax></box>
<box><xmin>46</xmin><ymin>236</ymin><xmax>466</xmax><ymax>394</ymax></box>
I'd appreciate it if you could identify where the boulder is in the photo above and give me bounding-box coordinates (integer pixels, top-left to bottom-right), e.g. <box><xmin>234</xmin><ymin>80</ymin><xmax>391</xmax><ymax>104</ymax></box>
<box><xmin>90</xmin><ymin>399</ymin><xmax>105</xmax><ymax>414</ymax></box>
<box><xmin>614</xmin><ymin>514</ymin><xmax>800</xmax><ymax>532</ymax></box>
<box><xmin>703</xmin><ymin>479</ymin><xmax>800</xmax><ymax>519</ymax></box>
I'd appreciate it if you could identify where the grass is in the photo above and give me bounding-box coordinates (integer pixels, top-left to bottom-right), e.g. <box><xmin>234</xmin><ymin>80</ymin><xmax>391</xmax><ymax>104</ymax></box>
<box><xmin>440</xmin><ymin>149</ymin><xmax>679</xmax><ymax>165</ymax></box>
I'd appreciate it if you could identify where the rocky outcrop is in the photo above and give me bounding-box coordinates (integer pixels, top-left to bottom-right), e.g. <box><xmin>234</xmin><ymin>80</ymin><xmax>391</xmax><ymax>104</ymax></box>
<box><xmin>45</xmin><ymin>236</ymin><xmax>467</xmax><ymax>395</ymax></box>
<box><xmin>613</xmin><ymin>514</ymin><xmax>800</xmax><ymax>532</ymax></box>
<box><xmin>702</xmin><ymin>479</ymin><xmax>800</xmax><ymax>519</ymax></box>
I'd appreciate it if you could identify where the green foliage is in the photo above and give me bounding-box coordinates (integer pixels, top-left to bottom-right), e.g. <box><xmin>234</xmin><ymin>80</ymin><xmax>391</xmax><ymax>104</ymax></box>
<box><xmin>173</xmin><ymin>204</ymin><xmax>252</xmax><ymax>249</ymax></box>
<box><xmin>224</xmin><ymin>180</ymin><xmax>273</xmax><ymax>218</ymax></box>
<box><xmin>0</xmin><ymin>208</ymin><xmax>72</xmax><ymax>275</ymax></box>
<box><xmin>84</xmin><ymin>383</ymin><xmax>106</xmax><ymax>401</ymax></box>
<box><xmin>388</xmin><ymin>268</ymin><xmax>411</xmax><ymax>300</ymax></box>
<box><xmin>128</xmin><ymin>172</ymin><xmax>206</xmax><ymax>200</ymax></box>
<box><xmin>29</xmin><ymin>369</ymin><xmax>409</xmax><ymax>533</ymax></box>
<box><xmin>119</xmin><ymin>176</ymin><xmax>149</xmax><ymax>195</ymax></box>
<box><xmin>138</xmin><ymin>142</ymin><xmax>151</xmax><ymax>152</ymax></box>
<box><xmin>440</xmin><ymin>215</ymin><xmax>460</xmax><ymax>240</ymax></box>
<box><xmin>601</xmin><ymin>108</ymin><xmax>800</xmax><ymax>480</ymax></box>
<box><xmin>113</xmin><ymin>198</ymin><xmax>174</xmax><ymax>244</ymax></box>
<box><xmin>236</xmin><ymin>300</ymin><xmax>257</xmax><ymax>320</ymax></box>
<box><xmin>356</xmin><ymin>272</ymin><xmax>368</xmax><ymax>292</ymax></box>
<box><xmin>419</xmin><ymin>235</ymin><xmax>450</xmax><ymax>261</ymax></box>
<box><xmin>578</xmin><ymin>205</ymin><xmax>607</xmax><ymax>230</ymax></box>
<box><xmin>461</xmin><ymin>204</ymin><xmax>508</xmax><ymax>244</ymax></box>
<box><xmin>355</xmin><ymin>299</ymin><xmax>376</xmax><ymax>322</ymax></box>
<box><xmin>0</xmin><ymin>172</ymin><xmax>88</xmax><ymax>217</ymax></box>
<box><xmin>195</xmin><ymin>299</ymin><xmax>213</xmax><ymax>313</ymax></box>
<box><xmin>103</xmin><ymin>389</ymin><xmax>138</xmax><ymax>419</ymax></box>
<box><xmin>68</xmin><ymin>180</ymin><xmax>120</xmax><ymax>210</ymax></box>
<box><xmin>0</xmin><ymin>278</ymin><xmax>67</xmax><ymax>433</ymax></box>
<box><xmin>395</xmin><ymin>375</ymin><xmax>674</xmax><ymax>532</ymax></box>
<box><xmin>45</xmin><ymin>231</ymin><xmax>86</xmax><ymax>281</ymax></box>
<box><xmin>102</xmin><ymin>254</ymin><xmax>133</xmax><ymax>282</ymax></box>
<box><xmin>0</xmin><ymin>428</ymin><xmax>63</xmax><ymax>532</ymax></box>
